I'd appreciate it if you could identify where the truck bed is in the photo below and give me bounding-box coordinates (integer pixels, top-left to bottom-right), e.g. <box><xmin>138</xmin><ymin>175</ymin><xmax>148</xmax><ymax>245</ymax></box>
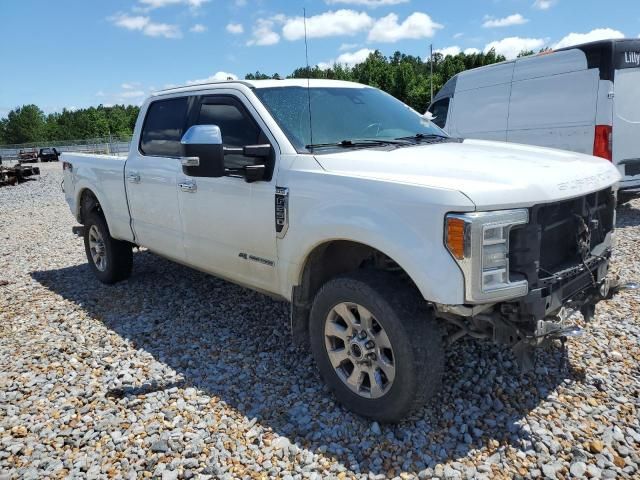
<box><xmin>62</xmin><ymin>152</ymin><xmax>134</xmax><ymax>242</ymax></box>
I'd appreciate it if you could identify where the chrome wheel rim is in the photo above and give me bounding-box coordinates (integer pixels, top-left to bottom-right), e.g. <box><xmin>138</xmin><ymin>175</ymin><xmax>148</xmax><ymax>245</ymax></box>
<box><xmin>88</xmin><ymin>225</ymin><xmax>107</xmax><ymax>272</ymax></box>
<box><xmin>324</xmin><ymin>302</ymin><xmax>395</xmax><ymax>399</ymax></box>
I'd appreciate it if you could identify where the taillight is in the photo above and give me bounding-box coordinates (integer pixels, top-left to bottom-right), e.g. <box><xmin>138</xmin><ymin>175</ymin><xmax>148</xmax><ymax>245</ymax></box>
<box><xmin>62</xmin><ymin>161</ymin><xmax>72</xmax><ymax>172</ymax></box>
<box><xmin>593</xmin><ymin>125</ymin><xmax>612</xmax><ymax>161</ymax></box>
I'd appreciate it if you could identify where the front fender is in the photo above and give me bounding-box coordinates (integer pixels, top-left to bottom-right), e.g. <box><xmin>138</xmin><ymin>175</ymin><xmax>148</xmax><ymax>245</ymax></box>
<box><xmin>278</xmin><ymin>172</ymin><xmax>475</xmax><ymax>305</ymax></box>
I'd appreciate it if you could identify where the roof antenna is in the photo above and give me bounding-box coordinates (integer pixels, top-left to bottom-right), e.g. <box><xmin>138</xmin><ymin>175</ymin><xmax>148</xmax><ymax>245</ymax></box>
<box><xmin>303</xmin><ymin>8</ymin><xmax>314</xmax><ymax>149</ymax></box>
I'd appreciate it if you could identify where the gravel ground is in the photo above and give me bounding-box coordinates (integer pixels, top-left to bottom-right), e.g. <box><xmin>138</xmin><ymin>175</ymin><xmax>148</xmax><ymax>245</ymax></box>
<box><xmin>1</xmin><ymin>163</ymin><xmax>639</xmax><ymax>479</ymax></box>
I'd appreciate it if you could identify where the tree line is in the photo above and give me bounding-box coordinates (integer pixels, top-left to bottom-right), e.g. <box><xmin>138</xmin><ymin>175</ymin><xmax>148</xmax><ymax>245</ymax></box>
<box><xmin>1</xmin><ymin>48</ymin><xmax>508</xmax><ymax>145</ymax></box>
<box><xmin>0</xmin><ymin>104</ymin><xmax>139</xmax><ymax>146</ymax></box>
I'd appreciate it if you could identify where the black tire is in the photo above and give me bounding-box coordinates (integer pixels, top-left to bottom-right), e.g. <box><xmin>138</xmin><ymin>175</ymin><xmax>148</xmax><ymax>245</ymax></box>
<box><xmin>83</xmin><ymin>211</ymin><xmax>133</xmax><ymax>284</ymax></box>
<box><xmin>309</xmin><ymin>270</ymin><xmax>445</xmax><ymax>422</ymax></box>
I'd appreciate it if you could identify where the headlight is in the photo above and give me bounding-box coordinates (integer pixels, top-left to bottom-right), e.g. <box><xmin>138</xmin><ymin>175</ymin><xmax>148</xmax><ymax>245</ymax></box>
<box><xmin>445</xmin><ymin>209</ymin><xmax>529</xmax><ymax>303</ymax></box>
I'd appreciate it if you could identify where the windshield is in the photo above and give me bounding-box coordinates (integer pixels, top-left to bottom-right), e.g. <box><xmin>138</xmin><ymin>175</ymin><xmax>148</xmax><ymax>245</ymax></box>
<box><xmin>254</xmin><ymin>86</ymin><xmax>447</xmax><ymax>152</ymax></box>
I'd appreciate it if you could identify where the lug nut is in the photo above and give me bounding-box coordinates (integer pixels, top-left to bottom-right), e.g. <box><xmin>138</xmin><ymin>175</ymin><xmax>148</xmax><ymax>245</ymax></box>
<box><xmin>366</xmin><ymin>352</ymin><xmax>377</xmax><ymax>361</ymax></box>
<box><xmin>365</xmin><ymin>340</ymin><xmax>375</xmax><ymax>349</ymax></box>
<box><xmin>358</xmin><ymin>331</ymin><xmax>367</xmax><ymax>340</ymax></box>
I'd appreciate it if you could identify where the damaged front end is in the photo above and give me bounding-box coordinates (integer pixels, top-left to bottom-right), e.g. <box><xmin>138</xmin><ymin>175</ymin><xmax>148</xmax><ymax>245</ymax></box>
<box><xmin>439</xmin><ymin>187</ymin><xmax>636</xmax><ymax>369</ymax></box>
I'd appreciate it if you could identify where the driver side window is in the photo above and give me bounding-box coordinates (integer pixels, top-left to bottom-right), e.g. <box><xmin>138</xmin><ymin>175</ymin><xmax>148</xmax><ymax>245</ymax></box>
<box><xmin>196</xmin><ymin>99</ymin><xmax>264</xmax><ymax>170</ymax></box>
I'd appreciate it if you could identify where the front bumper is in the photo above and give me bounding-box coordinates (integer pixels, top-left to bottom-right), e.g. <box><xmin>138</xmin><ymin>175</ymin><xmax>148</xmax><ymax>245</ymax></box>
<box><xmin>514</xmin><ymin>251</ymin><xmax>610</xmax><ymax>322</ymax></box>
<box><xmin>435</xmin><ymin>249</ymin><xmax>621</xmax><ymax>369</ymax></box>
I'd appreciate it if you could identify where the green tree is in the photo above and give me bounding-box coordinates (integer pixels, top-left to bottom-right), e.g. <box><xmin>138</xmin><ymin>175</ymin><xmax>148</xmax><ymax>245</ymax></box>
<box><xmin>3</xmin><ymin>105</ymin><xmax>46</xmax><ymax>144</ymax></box>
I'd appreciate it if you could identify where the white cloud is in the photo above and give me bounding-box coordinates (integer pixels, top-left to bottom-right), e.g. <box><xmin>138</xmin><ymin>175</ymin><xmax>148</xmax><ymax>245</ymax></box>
<box><xmin>112</xmin><ymin>14</ymin><xmax>149</xmax><ymax>30</ymax></box>
<box><xmin>186</xmin><ymin>71</ymin><xmax>238</xmax><ymax>85</ymax></box>
<box><xmin>138</xmin><ymin>0</ymin><xmax>209</xmax><ymax>9</ymax></box>
<box><xmin>367</xmin><ymin>12</ymin><xmax>442</xmax><ymax>43</ymax></box>
<box><xmin>453</xmin><ymin>32</ymin><xmax>464</xmax><ymax>39</ymax></box>
<box><xmin>318</xmin><ymin>48</ymin><xmax>374</xmax><ymax>69</ymax></box>
<box><xmin>532</xmin><ymin>0</ymin><xmax>557</xmax><ymax>10</ymax></box>
<box><xmin>121</xmin><ymin>82</ymin><xmax>141</xmax><ymax>89</ymax></box>
<box><xmin>339</xmin><ymin>42</ymin><xmax>360</xmax><ymax>51</ymax></box>
<box><xmin>325</xmin><ymin>0</ymin><xmax>409</xmax><ymax>7</ymax></box>
<box><xmin>434</xmin><ymin>46</ymin><xmax>461</xmax><ymax>57</ymax></box>
<box><xmin>144</xmin><ymin>22</ymin><xmax>182</xmax><ymax>38</ymax></box>
<box><xmin>95</xmin><ymin>90</ymin><xmax>106</xmax><ymax>97</ymax></box>
<box><xmin>482</xmin><ymin>14</ymin><xmax>528</xmax><ymax>28</ymax></box>
<box><xmin>282</xmin><ymin>10</ymin><xmax>373</xmax><ymax>41</ymax></box>
<box><xmin>190</xmin><ymin>24</ymin><xmax>206</xmax><ymax>33</ymax></box>
<box><xmin>235</xmin><ymin>0</ymin><xmax>247</xmax><ymax>6</ymax></box>
<box><xmin>110</xmin><ymin>14</ymin><xmax>182</xmax><ymax>38</ymax></box>
<box><xmin>118</xmin><ymin>90</ymin><xmax>146</xmax><ymax>98</ymax></box>
<box><xmin>431</xmin><ymin>46</ymin><xmax>480</xmax><ymax>58</ymax></box>
<box><xmin>484</xmin><ymin>36</ymin><xmax>546</xmax><ymax>59</ymax></box>
<box><xmin>226</xmin><ymin>23</ymin><xmax>244</xmax><ymax>34</ymax></box>
<box><xmin>553</xmin><ymin>28</ymin><xmax>624</xmax><ymax>49</ymax></box>
<box><xmin>247</xmin><ymin>18</ymin><xmax>280</xmax><ymax>46</ymax></box>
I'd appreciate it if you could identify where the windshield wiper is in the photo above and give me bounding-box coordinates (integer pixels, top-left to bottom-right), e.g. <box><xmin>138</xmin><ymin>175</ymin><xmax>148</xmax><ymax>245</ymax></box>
<box><xmin>306</xmin><ymin>138</ymin><xmax>410</xmax><ymax>150</ymax></box>
<box><xmin>395</xmin><ymin>133</ymin><xmax>450</xmax><ymax>143</ymax></box>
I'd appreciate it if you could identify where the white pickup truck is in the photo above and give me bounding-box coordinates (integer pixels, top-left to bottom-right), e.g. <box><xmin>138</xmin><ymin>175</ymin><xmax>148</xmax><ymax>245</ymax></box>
<box><xmin>63</xmin><ymin>79</ymin><xmax>624</xmax><ymax>421</ymax></box>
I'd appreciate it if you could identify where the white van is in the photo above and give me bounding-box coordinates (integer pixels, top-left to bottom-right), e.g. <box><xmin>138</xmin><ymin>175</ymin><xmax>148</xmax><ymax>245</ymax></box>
<box><xmin>428</xmin><ymin>39</ymin><xmax>640</xmax><ymax>202</ymax></box>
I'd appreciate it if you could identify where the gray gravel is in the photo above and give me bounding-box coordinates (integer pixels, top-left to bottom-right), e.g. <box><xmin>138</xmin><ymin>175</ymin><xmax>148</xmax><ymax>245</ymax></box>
<box><xmin>1</xmin><ymin>163</ymin><xmax>639</xmax><ymax>479</ymax></box>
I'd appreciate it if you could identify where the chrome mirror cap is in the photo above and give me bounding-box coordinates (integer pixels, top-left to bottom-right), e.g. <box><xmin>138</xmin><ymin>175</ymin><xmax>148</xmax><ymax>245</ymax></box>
<box><xmin>181</xmin><ymin>124</ymin><xmax>222</xmax><ymax>145</ymax></box>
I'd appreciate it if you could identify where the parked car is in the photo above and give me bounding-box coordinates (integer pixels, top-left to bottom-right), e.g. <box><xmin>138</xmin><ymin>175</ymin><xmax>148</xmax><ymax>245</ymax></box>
<box><xmin>38</xmin><ymin>147</ymin><xmax>61</xmax><ymax>162</ymax></box>
<box><xmin>62</xmin><ymin>79</ymin><xmax>624</xmax><ymax>421</ymax></box>
<box><xmin>18</xmin><ymin>148</ymin><xmax>39</xmax><ymax>163</ymax></box>
<box><xmin>427</xmin><ymin>38</ymin><xmax>640</xmax><ymax>203</ymax></box>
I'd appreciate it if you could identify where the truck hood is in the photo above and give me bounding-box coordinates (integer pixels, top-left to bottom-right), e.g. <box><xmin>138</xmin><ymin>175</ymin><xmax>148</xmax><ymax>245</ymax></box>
<box><xmin>314</xmin><ymin>139</ymin><xmax>621</xmax><ymax>209</ymax></box>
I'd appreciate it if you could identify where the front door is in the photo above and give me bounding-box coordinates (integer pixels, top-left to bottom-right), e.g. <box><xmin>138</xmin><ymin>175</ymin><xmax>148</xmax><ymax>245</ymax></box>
<box><xmin>125</xmin><ymin>96</ymin><xmax>189</xmax><ymax>262</ymax></box>
<box><xmin>178</xmin><ymin>92</ymin><xmax>279</xmax><ymax>293</ymax></box>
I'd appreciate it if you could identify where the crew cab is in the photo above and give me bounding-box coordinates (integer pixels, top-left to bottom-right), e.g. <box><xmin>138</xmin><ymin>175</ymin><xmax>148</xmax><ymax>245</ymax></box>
<box><xmin>63</xmin><ymin>79</ymin><xmax>623</xmax><ymax>421</ymax></box>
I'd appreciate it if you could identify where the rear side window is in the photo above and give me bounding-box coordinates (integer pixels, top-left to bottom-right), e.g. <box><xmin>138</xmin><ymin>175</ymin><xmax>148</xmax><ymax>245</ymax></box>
<box><xmin>429</xmin><ymin>98</ymin><xmax>450</xmax><ymax>129</ymax></box>
<box><xmin>140</xmin><ymin>97</ymin><xmax>188</xmax><ymax>157</ymax></box>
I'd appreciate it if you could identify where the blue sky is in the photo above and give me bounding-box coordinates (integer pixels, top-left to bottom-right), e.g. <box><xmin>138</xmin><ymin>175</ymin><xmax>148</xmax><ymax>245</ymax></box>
<box><xmin>1</xmin><ymin>0</ymin><xmax>639</xmax><ymax>118</ymax></box>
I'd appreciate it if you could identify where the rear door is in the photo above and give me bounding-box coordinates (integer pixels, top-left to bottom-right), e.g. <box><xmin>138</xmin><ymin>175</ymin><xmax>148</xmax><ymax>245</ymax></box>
<box><xmin>613</xmin><ymin>43</ymin><xmax>640</xmax><ymax>188</ymax></box>
<box><xmin>125</xmin><ymin>96</ymin><xmax>189</xmax><ymax>262</ymax></box>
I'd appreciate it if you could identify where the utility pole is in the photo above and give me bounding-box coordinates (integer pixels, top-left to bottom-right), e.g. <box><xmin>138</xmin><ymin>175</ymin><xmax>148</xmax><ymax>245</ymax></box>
<box><xmin>430</xmin><ymin>43</ymin><xmax>434</xmax><ymax>103</ymax></box>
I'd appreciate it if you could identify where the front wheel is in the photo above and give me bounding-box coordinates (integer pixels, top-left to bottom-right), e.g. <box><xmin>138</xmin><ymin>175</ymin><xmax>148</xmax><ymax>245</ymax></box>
<box><xmin>309</xmin><ymin>271</ymin><xmax>445</xmax><ymax>422</ymax></box>
<box><xmin>83</xmin><ymin>212</ymin><xmax>132</xmax><ymax>284</ymax></box>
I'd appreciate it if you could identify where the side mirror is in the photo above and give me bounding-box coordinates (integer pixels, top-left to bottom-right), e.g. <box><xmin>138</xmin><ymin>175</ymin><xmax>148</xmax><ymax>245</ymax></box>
<box><xmin>180</xmin><ymin>125</ymin><xmax>225</xmax><ymax>177</ymax></box>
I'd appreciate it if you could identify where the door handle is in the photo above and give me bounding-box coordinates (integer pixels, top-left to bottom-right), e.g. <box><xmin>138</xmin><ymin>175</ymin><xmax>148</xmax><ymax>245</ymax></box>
<box><xmin>127</xmin><ymin>172</ymin><xmax>141</xmax><ymax>183</ymax></box>
<box><xmin>179</xmin><ymin>180</ymin><xmax>197</xmax><ymax>193</ymax></box>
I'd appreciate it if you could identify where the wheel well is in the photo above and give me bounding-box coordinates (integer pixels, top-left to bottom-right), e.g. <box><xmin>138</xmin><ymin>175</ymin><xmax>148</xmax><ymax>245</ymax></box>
<box><xmin>78</xmin><ymin>189</ymin><xmax>102</xmax><ymax>224</ymax></box>
<box><xmin>291</xmin><ymin>240</ymin><xmax>420</xmax><ymax>347</ymax></box>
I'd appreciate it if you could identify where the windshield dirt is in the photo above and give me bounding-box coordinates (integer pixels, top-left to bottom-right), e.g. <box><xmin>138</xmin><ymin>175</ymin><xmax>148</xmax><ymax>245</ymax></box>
<box><xmin>254</xmin><ymin>86</ymin><xmax>447</xmax><ymax>152</ymax></box>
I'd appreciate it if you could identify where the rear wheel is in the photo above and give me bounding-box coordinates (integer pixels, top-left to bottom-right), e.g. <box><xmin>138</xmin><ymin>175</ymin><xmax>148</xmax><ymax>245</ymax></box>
<box><xmin>309</xmin><ymin>270</ymin><xmax>445</xmax><ymax>422</ymax></box>
<box><xmin>83</xmin><ymin>212</ymin><xmax>132</xmax><ymax>284</ymax></box>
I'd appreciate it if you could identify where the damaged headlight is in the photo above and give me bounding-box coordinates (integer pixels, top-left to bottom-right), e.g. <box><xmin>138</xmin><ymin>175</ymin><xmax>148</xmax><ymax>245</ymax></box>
<box><xmin>445</xmin><ymin>209</ymin><xmax>529</xmax><ymax>302</ymax></box>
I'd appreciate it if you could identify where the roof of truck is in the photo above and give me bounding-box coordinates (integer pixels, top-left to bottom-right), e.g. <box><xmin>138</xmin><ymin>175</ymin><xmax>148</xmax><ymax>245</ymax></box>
<box><xmin>154</xmin><ymin>79</ymin><xmax>369</xmax><ymax>96</ymax></box>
